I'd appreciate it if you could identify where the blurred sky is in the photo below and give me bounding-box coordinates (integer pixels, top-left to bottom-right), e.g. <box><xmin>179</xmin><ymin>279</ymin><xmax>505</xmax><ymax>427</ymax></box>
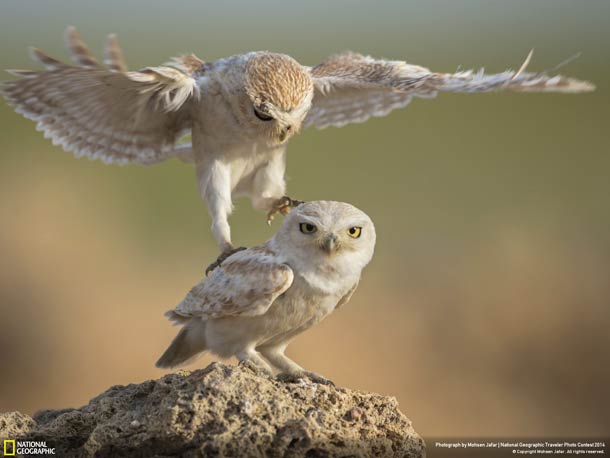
<box><xmin>0</xmin><ymin>0</ymin><xmax>609</xmax><ymax>439</ymax></box>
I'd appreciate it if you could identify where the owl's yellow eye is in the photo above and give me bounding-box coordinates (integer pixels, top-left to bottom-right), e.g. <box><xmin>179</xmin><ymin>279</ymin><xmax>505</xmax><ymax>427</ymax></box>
<box><xmin>347</xmin><ymin>226</ymin><xmax>362</xmax><ymax>238</ymax></box>
<box><xmin>299</xmin><ymin>222</ymin><xmax>317</xmax><ymax>234</ymax></box>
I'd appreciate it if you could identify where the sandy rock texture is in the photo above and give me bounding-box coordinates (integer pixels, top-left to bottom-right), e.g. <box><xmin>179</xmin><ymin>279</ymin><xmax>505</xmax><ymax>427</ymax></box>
<box><xmin>0</xmin><ymin>362</ymin><xmax>425</xmax><ymax>457</ymax></box>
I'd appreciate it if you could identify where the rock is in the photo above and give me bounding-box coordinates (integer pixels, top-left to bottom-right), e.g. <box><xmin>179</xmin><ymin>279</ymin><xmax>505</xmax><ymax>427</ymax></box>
<box><xmin>0</xmin><ymin>362</ymin><xmax>425</xmax><ymax>457</ymax></box>
<box><xmin>0</xmin><ymin>411</ymin><xmax>36</xmax><ymax>439</ymax></box>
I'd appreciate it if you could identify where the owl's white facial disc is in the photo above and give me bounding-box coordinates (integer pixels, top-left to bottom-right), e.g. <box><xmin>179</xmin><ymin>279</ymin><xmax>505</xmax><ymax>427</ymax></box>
<box><xmin>276</xmin><ymin>201</ymin><xmax>376</xmax><ymax>276</ymax></box>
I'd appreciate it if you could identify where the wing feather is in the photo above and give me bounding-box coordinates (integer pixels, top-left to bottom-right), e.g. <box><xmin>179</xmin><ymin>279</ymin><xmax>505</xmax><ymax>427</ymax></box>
<box><xmin>335</xmin><ymin>281</ymin><xmax>358</xmax><ymax>311</ymax></box>
<box><xmin>2</xmin><ymin>27</ymin><xmax>202</xmax><ymax>165</ymax></box>
<box><xmin>104</xmin><ymin>34</ymin><xmax>127</xmax><ymax>73</ymax></box>
<box><xmin>305</xmin><ymin>51</ymin><xmax>595</xmax><ymax>129</ymax></box>
<box><xmin>64</xmin><ymin>26</ymin><xmax>99</xmax><ymax>68</ymax></box>
<box><xmin>169</xmin><ymin>244</ymin><xmax>294</xmax><ymax>321</ymax></box>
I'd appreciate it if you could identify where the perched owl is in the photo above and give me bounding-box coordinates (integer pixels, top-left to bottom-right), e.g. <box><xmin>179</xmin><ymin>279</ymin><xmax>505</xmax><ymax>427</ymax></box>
<box><xmin>156</xmin><ymin>201</ymin><xmax>375</xmax><ymax>383</ymax></box>
<box><xmin>2</xmin><ymin>27</ymin><xmax>594</xmax><ymax>271</ymax></box>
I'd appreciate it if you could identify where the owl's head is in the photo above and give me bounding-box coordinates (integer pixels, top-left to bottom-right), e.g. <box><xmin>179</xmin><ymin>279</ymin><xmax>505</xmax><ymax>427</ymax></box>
<box><xmin>276</xmin><ymin>201</ymin><xmax>376</xmax><ymax>276</ymax></box>
<box><xmin>238</xmin><ymin>52</ymin><xmax>313</xmax><ymax>146</ymax></box>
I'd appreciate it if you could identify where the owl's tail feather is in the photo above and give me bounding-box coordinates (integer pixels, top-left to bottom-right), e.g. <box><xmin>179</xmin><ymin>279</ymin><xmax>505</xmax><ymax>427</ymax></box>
<box><xmin>156</xmin><ymin>318</ymin><xmax>207</xmax><ymax>369</ymax></box>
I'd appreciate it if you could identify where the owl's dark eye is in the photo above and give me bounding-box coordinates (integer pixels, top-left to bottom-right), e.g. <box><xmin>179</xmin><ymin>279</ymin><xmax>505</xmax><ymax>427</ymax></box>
<box><xmin>254</xmin><ymin>106</ymin><xmax>273</xmax><ymax>121</ymax></box>
<box><xmin>299</xmin><ymin>222</ymin><xmax>317</xmax><ymax>234</ymax></box>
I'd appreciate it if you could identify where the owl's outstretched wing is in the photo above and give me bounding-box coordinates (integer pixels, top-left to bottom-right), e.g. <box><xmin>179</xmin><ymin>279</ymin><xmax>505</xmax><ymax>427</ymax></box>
<box><xmin>167</xmin><ymin>245</ymin><xmax>294</xmax><ymax>321</ymax></box>
<box><xmin>2</xmin><ymin>27</ymin><xmax>203</xmax><ymax>165</ymax></box>
<box><xmin>304</xmin><ymin>51</ymin><xmax>595</xmax><ymax>129</ymax></box>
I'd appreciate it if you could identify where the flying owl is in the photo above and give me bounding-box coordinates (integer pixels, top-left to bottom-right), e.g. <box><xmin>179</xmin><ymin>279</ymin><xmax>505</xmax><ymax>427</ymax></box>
<box><xmin>156</xmin><ymin>200</ymin><xmax>375</xmax><ymax>383</ymax></box>
<box><xmin>2</xmin><ymin>27</ymin><xmax>594</xmax><ymax>271</ymax></box>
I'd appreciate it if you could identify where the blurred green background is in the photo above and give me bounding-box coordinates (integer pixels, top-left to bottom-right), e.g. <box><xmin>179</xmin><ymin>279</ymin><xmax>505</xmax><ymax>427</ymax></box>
<box><xmin>1</xmin><ymin>0</ymin><xmax>608</xmax><ymax>439</ymax></box>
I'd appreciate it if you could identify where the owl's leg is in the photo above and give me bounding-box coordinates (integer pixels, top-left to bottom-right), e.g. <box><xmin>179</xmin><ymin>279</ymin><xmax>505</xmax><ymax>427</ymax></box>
<box><xmin>249</xmin><ymin>151</ymin><xmax>303</xmax><ymax>224</ymax></box>
<box><xmin>258</xmin><ymin>345</ymin><xmax>303</xmax><ymax>373</ymax></box>
<box><xmin>196</xmin><ymin>159</ymin><xmax>246</xmax><ymax>274</ymax></box>
<box><xmin>236</xmin><ymin>348</ymin><xmax>273</xmax><ymax>376</ymax></box>
<box><xmin>258</xmin><ymin>345</ymin><xmax>334</xmax><ymax>386</ymax></box>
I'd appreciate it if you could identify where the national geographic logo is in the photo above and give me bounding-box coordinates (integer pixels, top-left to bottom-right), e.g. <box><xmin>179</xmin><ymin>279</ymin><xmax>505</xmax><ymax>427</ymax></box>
<box><xmin>3</xmin><ymin>440</ymin><xmax>15</xmax><ymax>456</ymax></box>
<box><xmin>2</xmin><ymin>440</ymin><xmax>55</xmax><ymax>456</ymax></box>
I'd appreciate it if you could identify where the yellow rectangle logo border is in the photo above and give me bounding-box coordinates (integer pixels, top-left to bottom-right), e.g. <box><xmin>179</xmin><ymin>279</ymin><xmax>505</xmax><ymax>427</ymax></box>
<box><xmin>3</xmin><ymin>439</ymin><xmax>16</xmax><ymax>456</ymax></box>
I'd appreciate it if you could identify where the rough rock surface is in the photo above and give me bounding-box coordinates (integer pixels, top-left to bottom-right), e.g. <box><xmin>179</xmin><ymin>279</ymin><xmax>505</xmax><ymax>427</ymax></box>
<box><xmin>0</xmin><ymin>362</ymin><xmax>425</xmax><ymax>457</ymax></box>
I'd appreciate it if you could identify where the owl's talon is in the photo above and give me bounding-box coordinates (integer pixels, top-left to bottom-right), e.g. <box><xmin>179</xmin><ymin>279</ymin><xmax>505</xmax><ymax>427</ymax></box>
<box><xmin>205</xmin><ymin>246</ymin><xmax>247</xmax><ymax>275</ymax></box>
<box><xmin>266</xmin><ymin>196</ymin><xmax>305</xmax><ymax>225</ymax></box>
<box><xmin>276</xmin><ymin>370</ymin><xmax>335</xmax><ymax>386</ymax></box>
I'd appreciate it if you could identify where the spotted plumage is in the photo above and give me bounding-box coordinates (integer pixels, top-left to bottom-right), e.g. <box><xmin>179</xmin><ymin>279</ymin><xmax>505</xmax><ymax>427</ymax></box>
<box><xmin>245</xmin><ymin>53</ymin><xmax>313</xmax><ymax>112</ymax></box>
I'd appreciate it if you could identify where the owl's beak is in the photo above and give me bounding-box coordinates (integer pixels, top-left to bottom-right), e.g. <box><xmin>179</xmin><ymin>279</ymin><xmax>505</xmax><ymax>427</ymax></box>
<box><xmin>321</xmin><ymin>233</ymin><xmax>339</xmax><ymax>254</ymax></box>
<box><xmin>278</xmin><ymin>124</ymin><xmax>293</xmax><ymax>143</ymax></box>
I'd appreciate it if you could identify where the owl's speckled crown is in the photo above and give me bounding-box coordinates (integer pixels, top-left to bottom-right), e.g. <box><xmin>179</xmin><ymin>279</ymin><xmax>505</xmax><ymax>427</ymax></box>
<box><xmin>244</xmin><ymin>52</ymin><xmax>313</xmax><ymax>111</ymax></box>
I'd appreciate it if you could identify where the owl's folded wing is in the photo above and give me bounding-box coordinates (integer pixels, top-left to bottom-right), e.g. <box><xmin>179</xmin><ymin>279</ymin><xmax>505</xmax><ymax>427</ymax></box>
<box><xmin>2</xmin><ymin>27</ymin><xmax>202</xmax><ymax>165</ymax></box>
<box><xmin>168</xmin><ymin>246</ymin><xmax>294</xmax><ymax>321</ymax></box>
<box><xmin>304</xmin><ymin>51</ymin><xmax>595</xmax><ymax>130</ymax></box>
